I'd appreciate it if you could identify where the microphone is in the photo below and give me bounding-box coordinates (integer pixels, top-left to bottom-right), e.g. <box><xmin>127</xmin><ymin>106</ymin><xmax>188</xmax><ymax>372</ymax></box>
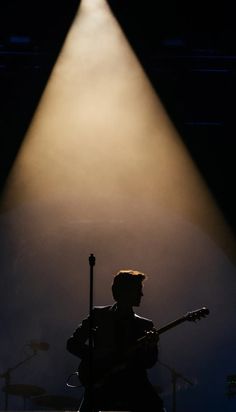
<box><xmin>28</xmin><ymin>341</ymin><xmax>50</xmax><ymax>351</ymax></box>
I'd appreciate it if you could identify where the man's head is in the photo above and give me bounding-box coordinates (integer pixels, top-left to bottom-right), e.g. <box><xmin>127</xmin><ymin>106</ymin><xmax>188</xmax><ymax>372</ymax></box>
<box><xmin>112</xmin><ymin>269</ymin><xmax>147</xmax><ymax>306</ymax></box>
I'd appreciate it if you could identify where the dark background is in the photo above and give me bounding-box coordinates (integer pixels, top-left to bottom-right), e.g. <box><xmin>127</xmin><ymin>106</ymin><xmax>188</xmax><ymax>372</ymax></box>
<box><xmin>0</xmin><ymin>0</ymin><xmax>235</xmax><ymax>235</ymax></box>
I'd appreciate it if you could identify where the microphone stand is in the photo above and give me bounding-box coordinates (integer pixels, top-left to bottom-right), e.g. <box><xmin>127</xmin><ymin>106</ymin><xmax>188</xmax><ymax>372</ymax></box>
<box><xmin>158</xmin><ymin>360</ymin><xmax>194</xmax><ymax>412</ymax></box>
<box><xmin>88</xmin><ymin>253</ymin><xmax>96</xmax><ymax>412</ymax></box>
<box><xmin>0</xmin><ymin>350</ymin><xmax>38</xmax><ymax>410</ymax></box>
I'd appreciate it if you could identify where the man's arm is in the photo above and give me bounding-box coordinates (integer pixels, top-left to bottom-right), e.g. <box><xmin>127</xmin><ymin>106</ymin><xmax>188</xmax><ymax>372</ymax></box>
<box><xmin>132</xmin><ymin>319</ymin><xmax>159</xmax><ymax>369</ymax></box>
<box><xmin>140</xmin><ymin>332</ymin><xmax>159</xmax><ymax>368</ymax></box>
<box><xmin>67</xmin><ymin>316</ymin><xmax>90</xmax><ymax>359</ymax></box>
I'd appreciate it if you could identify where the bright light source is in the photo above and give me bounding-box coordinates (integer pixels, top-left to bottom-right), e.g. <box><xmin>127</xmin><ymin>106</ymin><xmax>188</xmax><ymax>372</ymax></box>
<box><xmin>2</xmin><ymin>0</ymin><xmax>235</xmax><ymax>261</ymax></box>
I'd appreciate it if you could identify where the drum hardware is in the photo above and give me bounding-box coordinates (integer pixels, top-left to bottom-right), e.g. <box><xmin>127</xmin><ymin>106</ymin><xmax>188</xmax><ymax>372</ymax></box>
<box><xmin>226</xmin><ymin>374</ymin><xmax>236</xmax><ymax>398</ymax></box>
<box><xmin>2</xmin><ymin>384</ymin><xmax>46</xmax><ymax>410</ymax></box>
<box><xmin>32</xmin><ymin>394</ymin><xmax>81</xmax><ymax>410</ymax></box>
<box><xmin>0</xmin><ymin>340</ymin><xmax>49</xmax><ymax>410</ymax></box>
<box><xmin>158</xmin><ymin>360</ymin><xmax>194</xmax><ymax>412</ymax></box>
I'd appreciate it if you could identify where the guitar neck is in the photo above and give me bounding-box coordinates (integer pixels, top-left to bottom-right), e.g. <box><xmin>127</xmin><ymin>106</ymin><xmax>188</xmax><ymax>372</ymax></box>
<box><xmin>157</xmin><ymin>316</ymin><xmax>186</xmax><ymax>335</ymax></box>
<box><xmin>136</xmin><ymin>315</ymin><xmax>187</xmax><ymax>345</ymax></box>
<box><xmin>137</xmin><ymin>307</ymin><xmax>209</xmax><ymax>343</ymax></box>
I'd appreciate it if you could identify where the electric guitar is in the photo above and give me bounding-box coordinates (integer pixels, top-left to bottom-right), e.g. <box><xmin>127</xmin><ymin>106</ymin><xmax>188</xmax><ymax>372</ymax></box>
<box><xmin>78</xmin><ymin>306</ymin><xmax>209</xmax><ymax>388</ymax></box>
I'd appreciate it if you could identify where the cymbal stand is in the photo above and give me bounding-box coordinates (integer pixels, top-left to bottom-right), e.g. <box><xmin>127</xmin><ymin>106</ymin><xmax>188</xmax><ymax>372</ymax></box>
<box><xmin>0</xmin><ymin>350</ymin><xmax>38</xmax><ymax>410</ymax></box>
<box><xmin>158</xmin><ymin>360</ymin><xmax>194</xmax><ymax>412</ymax></box>
<box><xmin>88</xmin><ymin>253</ymin><xmax>96</xmax><ymax>412</ymax></box>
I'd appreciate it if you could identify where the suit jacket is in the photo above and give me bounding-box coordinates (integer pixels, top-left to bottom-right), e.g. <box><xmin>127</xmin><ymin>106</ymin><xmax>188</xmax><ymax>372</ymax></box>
<box><xmin>67</xmin><ymin>304</ymin><xmax>158</xmax><ymax>378</ymax></box>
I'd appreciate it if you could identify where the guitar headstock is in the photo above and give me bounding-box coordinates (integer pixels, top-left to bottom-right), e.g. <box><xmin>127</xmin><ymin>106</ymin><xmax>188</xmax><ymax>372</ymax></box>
<box><xmin>185</xmin><ymin>307</ymin><xmax>210</xmax><ymax>322</ymax></box>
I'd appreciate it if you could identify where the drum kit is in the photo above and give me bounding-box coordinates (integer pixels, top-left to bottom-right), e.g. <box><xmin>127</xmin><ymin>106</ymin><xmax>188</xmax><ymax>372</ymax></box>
<box><xmin>2</xmin><ymin>384</ymin><xmax>81</xmax><ymax>410</ymax></box>
<box><xmin>0</xmin><ymin>342</ymin><xmax>81</xmax><ymax>411</ymax></box>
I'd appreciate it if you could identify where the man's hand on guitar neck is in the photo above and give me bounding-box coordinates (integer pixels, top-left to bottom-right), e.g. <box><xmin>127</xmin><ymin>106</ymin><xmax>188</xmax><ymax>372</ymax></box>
<box><xmin>143</xmin><ymin>328</ymin><xmax>159</xmax><ymax>348</ymax></box>
<box><xmin>136</xmin><ymin>327</ymin><xmax>159</xmax><ymax>347</ymax></box>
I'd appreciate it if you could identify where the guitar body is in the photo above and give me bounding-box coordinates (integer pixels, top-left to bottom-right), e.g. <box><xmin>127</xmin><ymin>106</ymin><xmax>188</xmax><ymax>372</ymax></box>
<box><xmin>78</xmin><ymin>353</ymin><xmax>119</xmax><ymax>387</ymax></box>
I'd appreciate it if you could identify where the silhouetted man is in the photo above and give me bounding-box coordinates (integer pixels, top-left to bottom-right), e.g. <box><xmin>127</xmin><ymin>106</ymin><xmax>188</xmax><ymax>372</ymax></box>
<box><xmin>67</xmin><ymin>270</ymin><xmax>164</xmax><ymax>411</ymax></box>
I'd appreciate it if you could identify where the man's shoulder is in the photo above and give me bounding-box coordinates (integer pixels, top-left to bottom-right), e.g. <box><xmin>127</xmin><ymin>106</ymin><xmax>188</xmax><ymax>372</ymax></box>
<box><xmin>134</xmin><ymin>313</ymin><xmax>154</xmax><ymax>328</ymax></box>
<box><xmin>92</xmin><ymin>305</ymin><xmax>113</xmax><ymax>318</ymax></box>
<box><xmin>93</xmin><ymin>305</ymin><xmax>112</xmax><ymax>312</ymax></box>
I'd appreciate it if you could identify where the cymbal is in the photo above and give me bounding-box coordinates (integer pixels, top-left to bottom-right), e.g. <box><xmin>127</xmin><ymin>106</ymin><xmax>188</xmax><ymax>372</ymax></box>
<box><xmin>32</xmin><ymin>395</ymin><xmax>81</xmax><ymax>410</ymax></box>
<box><xmin>2</xmin><ymin>384</ymin><xmax>46</xmax><ymax>397</ymax></box>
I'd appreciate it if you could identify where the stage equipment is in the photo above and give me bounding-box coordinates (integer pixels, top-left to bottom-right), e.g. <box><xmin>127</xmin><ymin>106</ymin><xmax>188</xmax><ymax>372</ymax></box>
<box><xmin>226</xmin><ymin>374</ymin><xmax>236</xmax><ymax>398</ymax></box>
<box><xmin>2</xmin><ymin>384</ymin><xmax>45</xmax><ymax>410</ymax></box>
<box><xmin>32</xmin><ymin>394</ymin><xmax>81</xmax><ymax>410</ymax></box>
<box><xmin>0</xmin><ymin>342</ymin><xmax>48</xmax><ymax>410</ymax></box>
<box><xmin>27</xmin><ymin>341</ymin><xmax>50</xmax><ymax>352</ymax></box>
<box><xmin>158</xmin><ymin>360</ymin><xmax>194</xmax><ymax>412</ymax></box>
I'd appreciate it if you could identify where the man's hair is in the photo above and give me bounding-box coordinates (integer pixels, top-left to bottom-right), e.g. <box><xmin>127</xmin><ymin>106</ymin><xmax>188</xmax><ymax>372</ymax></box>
<box><xmin>112</xmin><ymin>269</ymin><xmax>147</xmax><ymax>301</ymax></box>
